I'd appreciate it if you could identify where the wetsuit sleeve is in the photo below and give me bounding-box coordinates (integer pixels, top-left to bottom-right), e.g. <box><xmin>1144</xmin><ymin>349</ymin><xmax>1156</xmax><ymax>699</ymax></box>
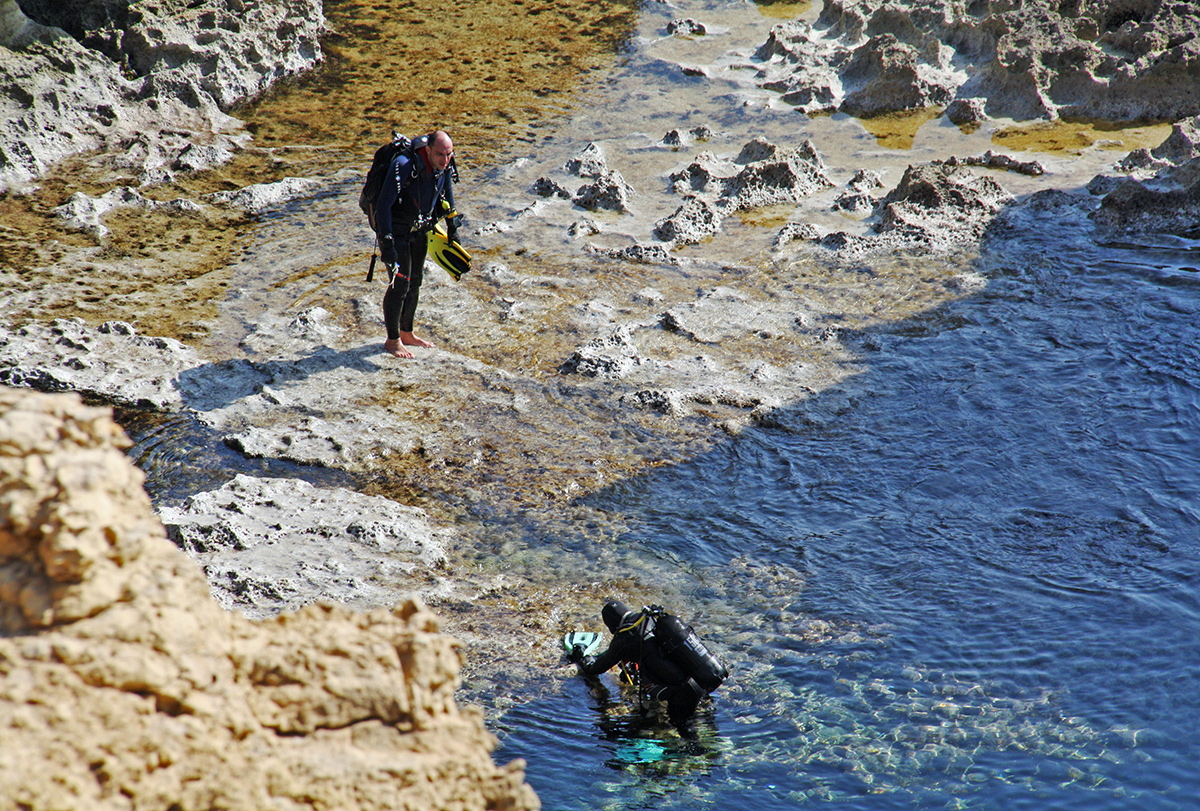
<box><xmin>442</xmin><ymin>171</ymin><xmax>455</xmax><ymax>215</ymax></box>
<box><xmin>374</xmin><ymin>153</ymin><xmax>410</xmax><ymax>238</ymax></box>
<box><xmin>578</xmin><ymin>633</ymin><xmax>634</xmax><ymax>677</ymax></box>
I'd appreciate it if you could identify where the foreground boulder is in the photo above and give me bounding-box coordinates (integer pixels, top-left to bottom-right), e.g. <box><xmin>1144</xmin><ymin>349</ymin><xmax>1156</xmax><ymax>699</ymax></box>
<box><xmin>0</xmin><ymin>386</ymin><xmax>538</xmax><ymax>811</ymax></box>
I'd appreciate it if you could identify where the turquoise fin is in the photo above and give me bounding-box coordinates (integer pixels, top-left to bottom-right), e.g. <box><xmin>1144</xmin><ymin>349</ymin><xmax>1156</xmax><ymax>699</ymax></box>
<box><xmin>562</xmin><ymin>631</ymin><xmax>602</xmax><ymax>656</ymax></box>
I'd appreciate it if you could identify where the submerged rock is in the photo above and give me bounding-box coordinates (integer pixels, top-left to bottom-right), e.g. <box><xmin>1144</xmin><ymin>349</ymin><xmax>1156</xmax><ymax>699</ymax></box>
<box><xmin>1092</xmin><ymin>157</ymin><xmax>1200</xmax><ymax>237</ymax></box>
<box><xmin>54</xmin><ymin>186</ymin><xmax>204</xmax><ymax>238</ymax></box>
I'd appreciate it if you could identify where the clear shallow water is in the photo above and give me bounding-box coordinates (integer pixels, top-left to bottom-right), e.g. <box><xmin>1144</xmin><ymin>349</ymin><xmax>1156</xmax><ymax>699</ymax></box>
<box><xmin>495</xmin><ymin>234</ymin><xmax>1200</xmax><ymax>809</ymax></box>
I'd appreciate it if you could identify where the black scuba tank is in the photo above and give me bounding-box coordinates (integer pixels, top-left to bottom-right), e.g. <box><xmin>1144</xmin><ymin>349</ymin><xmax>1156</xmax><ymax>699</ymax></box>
<box><xmin>649</xmin><ymin>609</ymin><xmax>729</xmax><ymax>692</ymax></box>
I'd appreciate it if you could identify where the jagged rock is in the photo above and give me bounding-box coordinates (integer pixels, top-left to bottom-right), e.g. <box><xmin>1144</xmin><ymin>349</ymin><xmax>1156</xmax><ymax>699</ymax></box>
<box><xmin>205</xmin><ymin>176</ymin><xmax>323</xmax><ymax>213</ymax></box>
<box><xmin>533</xmin><ymin>176</ymin><xmax>572</xmax><ymax>198</ymax></box>
<box><xmin>718</xmin><ymin>141</ymin><xmax>835</xmax><ymax>211</ymax></box>
<box><xmin>833</xmin><ymin>190</ymin><xmax>876</xmax><ymax>213</ymax></box>
<box><xmin>572</xmin><ymin>169</ymin><xmax>634</xmax><ymax>212</ymax></box>
<box><xmin>560</xmin><ymin>325</ymin><xmax>641</xmax><ymax>379</ymax></box>
<box><xmin>667</xmin><ymin>18</ymin><xmax>706</xmax><ymax>37</ymax></box>
<box><xmin>946</xmin><ymin>97</ymin><xmax>989</xmax><ymax>127</ymax></box>
<box><xmin>564</xmin><ymin>142</ymin><xmax>608</xmax><ymax>178</ymax></box>
<box><xmin>669</xmin><ymin>138</ymin><xmax>833</xmax><ymax>216</ymax></box>
<box><xmin>875</xmin><ymin>163</ymin><xmax>1015</xmax><ymax>247</ymax></box>
<box><xmin>849</xmin><ymin>168</ymin><xmax>885</xmax><ymax>191</ymax></box>
<box><xmin>653</xmin><ymin>196</ymin><xmax>721</xmax><ymax>243</ymax></box>
<box><xmin>0</xmin><ymin>386</ymin><xmax>538</xmax><ymax>810</ymax></box>
<box><xmin>753</xmin><ymin>0</ymin><xmax>1200</xmax><ymax>123</ymax></box>
<box><xmin>840</xmin><ymin>33</ymin><xmax>956</xmax><ymax>117</ymax></box>
<box><xmin>733</xmin><ymin>136</ymin><xmax>783</xmax><ymax>165</ymax></box>
<box><xmin>837</xmin><ymin>168</ymin><xmax>885</xmax><ymax>210</ymax></box>
<box><xmin>1116</xmin><ymin>114</ymin><xmax>1200</xmax><ymax>174</ymax></box>
<box><xmin>773</xmin><ymin>221</ymin><xmax>822</xmax><ymax>249</ymax></box>
<box><xmin>669</xmin><ymin>151</ymin><xmax>736</xmax><ymax>195</ymax></box>
<box><xmin>1092</xmin><ymin>157</ymin><xmax>1200</xmax><ymax>236</ymax></box>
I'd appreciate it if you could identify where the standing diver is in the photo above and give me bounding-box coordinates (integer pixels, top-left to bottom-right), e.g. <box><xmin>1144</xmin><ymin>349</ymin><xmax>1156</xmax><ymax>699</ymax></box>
<box><xmin>374</xmin><ymin>129</ymin><xmax>458</xmax><ymax>359</ymax></box>
<box><xmin>567</xmin><ymin>600</ymin><xmax>729</xmax><ymax>729</ymax></box>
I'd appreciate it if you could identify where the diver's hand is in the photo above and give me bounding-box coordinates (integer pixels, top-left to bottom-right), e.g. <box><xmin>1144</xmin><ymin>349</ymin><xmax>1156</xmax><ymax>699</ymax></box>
<box><xmin>379</xmin><ymin>234</ymin><xmax>397</xmax><ymax>266</ymax></box>
<box><xmin>568</xmin><ymin>644</ymin><xmax>585</xmax><ymax>664</ymax></box>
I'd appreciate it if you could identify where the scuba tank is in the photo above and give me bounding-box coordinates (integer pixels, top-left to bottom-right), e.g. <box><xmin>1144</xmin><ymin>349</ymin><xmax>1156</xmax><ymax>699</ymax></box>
<box><xmin>644</xmin><ymin>606</ymin><xmax>729</xmax><ymax>692</ymax></box>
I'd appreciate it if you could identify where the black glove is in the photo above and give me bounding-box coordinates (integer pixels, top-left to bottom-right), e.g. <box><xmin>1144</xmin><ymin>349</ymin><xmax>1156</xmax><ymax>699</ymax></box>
<box><xmin>568</xmin><ymin>644</ymin><xmax>585</xmax><ymax>664</ymax></box>
<box><xmin>379</xmin><ymin>234</ymin><xmax>397</xmax><ymax>266</ymax></box>
<box><xmin>446</xmin><ymin>222</ymin><xmax>458</xmax><ymax>245</ymax></box>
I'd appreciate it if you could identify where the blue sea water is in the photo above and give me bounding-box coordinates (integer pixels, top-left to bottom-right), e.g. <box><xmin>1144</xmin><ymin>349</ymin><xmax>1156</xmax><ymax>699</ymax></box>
<box><xmin>494</xmin><ymin>231</ymin><xmax>1200</xmax><ymax>809</ymax></box>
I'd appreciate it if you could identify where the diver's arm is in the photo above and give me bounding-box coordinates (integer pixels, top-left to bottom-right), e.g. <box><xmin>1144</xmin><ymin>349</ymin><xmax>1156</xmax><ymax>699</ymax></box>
<box><xmin>575</xmin><ymin>635</ymin><xmax>631</xmax><ymax>677</ymax></box>
<box><xmin>374</xmin><ymin>154</ymin><xmax>410</xmax><ymax>238</ymax></box>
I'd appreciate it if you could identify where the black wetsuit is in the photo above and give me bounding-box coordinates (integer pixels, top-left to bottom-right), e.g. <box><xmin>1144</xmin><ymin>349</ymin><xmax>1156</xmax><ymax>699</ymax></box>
<box><xmin>374</xmin><ymin>147</ymin><xmax>455</xmax><ymax>338</ymax></box>
<box><xmin>578</xmin><ymin>612</ymin><xmax>706</xmax><ymax>724</ymax></box>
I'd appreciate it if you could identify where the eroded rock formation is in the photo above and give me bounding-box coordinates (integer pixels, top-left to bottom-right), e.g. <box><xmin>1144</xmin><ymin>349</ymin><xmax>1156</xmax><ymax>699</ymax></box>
<box><xmin>754</xmin><ymin>0</ymin><xmax>1200</xmax><ymax>122</ymax></box>
<box><xmin>0</xmin><ymin>0</ymin><xmax>324</xmax><ymax>191</ymax></box>
<box><xmin>0</xmin><ymin>386</ymin><xmax>539</xmax><ymax>811</ymax></box>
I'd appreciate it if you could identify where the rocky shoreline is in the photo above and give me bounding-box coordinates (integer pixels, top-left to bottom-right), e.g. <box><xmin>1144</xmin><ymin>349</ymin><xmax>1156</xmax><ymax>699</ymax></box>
<box><xmin>3</xmin><ymin>0</ymin><xmax>1200</xmax><ymax>806</ymax></box>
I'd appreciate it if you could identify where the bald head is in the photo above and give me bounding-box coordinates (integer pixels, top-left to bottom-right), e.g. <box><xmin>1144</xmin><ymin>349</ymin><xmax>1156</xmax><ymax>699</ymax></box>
<box><xmin>425</xmin><ymin>130</ymin><xmax>453</xmax><ymax>171</ymax></box>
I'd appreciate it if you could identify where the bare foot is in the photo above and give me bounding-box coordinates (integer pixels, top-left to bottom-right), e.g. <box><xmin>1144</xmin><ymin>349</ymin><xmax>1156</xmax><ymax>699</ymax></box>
<box><xmin>399</xmin><ymin>330</ymin><xmax>434</xmax><ymax>349</ymax></box>
<box><xmin>383</xmin><ymin>338</ymin><xmax>413</xmax><ymax>358</ymax></box>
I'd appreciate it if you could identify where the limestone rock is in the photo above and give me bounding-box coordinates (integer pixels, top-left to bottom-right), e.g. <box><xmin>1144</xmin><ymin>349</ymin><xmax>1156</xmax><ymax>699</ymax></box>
<box><xmin>0</xmin><ymin>318</ymin><xmax>202</xmax><ymax>410</ymax></box>
<box><xmin>205</xmin><ymin>176</ymin><xmax>324</xmax><ymax>214</ymax></box>
<box><xmin>0</xmin><ymin>386</ymin><xmax>539</xmax><ymax>811</ymax></box>
<box><xmin>669</xmin><ymin>138</ymin><xmax>834</xmax><ymax>215</ymax></box>
<box><xmin>653</xmin><ymin>195</ymin><xmax>722</xmax><ymax>244</ymax></box>
<box><xmin>1092</xmin><ymin>157</ymin><xmax>1200</xmax><ymax>236</ymax></box>
<box><xmin>572</xmin><ymin>169</ymin><xmax>635</xmax><ymax>213</ymax></box>
<box><xmin>752</xmin><ymin>0</ymin><xmax>1200</xmax><ymax>123</ymax></box>
<box><xmin>875</xmin><ymin>163</ymin><xmax>1014</xmax><ymax>247</ymax></box>
<box><xmin>563</xmin><ymin>142</ymin><xmax>608</xmax><ymax>178</ymax></box>
<box><xmin>0</xmin><ymin>0</ymin><xmax>324</xmax><ymax>192</ymax></box>
<box><xmin>160</xmin><ymin>474</ymin><xmax>452</xmax><ymax>619</ymax></box>
<box><xmin>560</xmin><ymin>325</ymin><xmax>642</xmax><ymax>379</ymax></box>
<box><xmin>668</xmin><ymin>18</ymin><xmax>707</xmax><ymax>37</ymax></box>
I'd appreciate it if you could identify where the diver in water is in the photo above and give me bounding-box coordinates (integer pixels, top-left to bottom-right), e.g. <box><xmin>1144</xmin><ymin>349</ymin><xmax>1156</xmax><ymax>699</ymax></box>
<box><xmin>568</xmin><ymin>600</ymin><xmax>729</xmax><ymax>729</ymax></box>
